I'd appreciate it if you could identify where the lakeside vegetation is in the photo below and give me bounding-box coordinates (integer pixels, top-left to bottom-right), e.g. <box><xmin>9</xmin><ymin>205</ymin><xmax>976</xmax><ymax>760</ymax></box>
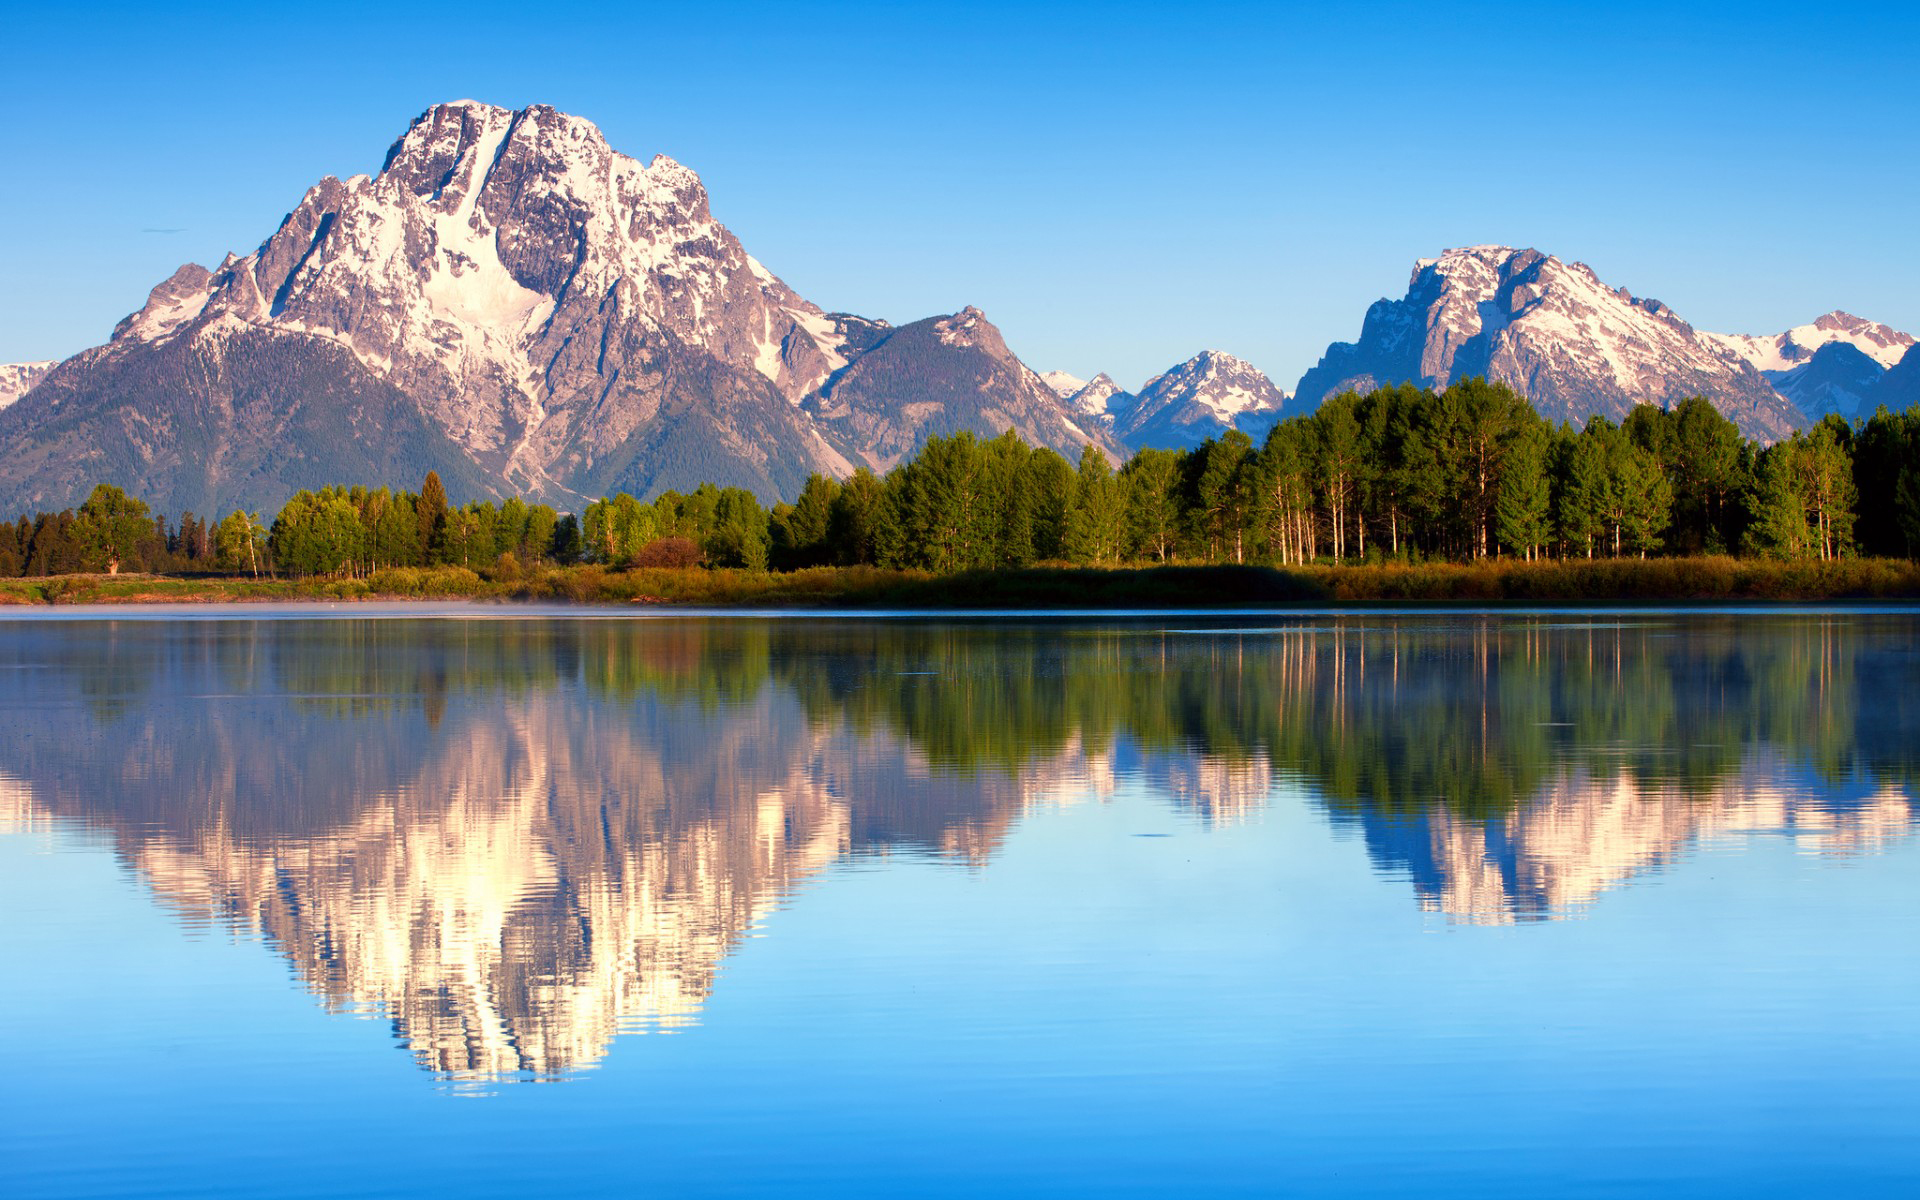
<box><xmin>5</xmin><ymin>556</ymin><xmax>1919</xmax><ymax>607</ymax></box>
<box><xmin>3</xmin><ymin>380</ymin><xmax>1919</xmax><ymax>605</ymax></box>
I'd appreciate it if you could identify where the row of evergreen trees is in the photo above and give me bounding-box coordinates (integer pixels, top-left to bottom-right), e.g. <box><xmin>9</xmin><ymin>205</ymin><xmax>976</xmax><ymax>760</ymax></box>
<box><xmin>769</xmin><ymin>382</ymin><xmax>1919</xmax><ymax>570</ymax></box>
<box><xmin>4</xmin><ymin>380</ymin><xmax>1918</xmax><ymax>579</ymax></box>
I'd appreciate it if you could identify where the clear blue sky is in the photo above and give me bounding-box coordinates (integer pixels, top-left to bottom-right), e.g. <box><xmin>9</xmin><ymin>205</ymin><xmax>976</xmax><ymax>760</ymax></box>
<box><xmin>3</xmin><ymin>1</ymin><xmax>1915</xmax><ymax>391</ymax></box>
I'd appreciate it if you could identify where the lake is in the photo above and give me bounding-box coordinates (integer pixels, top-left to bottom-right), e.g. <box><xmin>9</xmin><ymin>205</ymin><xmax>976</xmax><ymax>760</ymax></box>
<box><xmin>2</xmin><ymin>608</ymin><xmax>1916</xmax><ymax>1197</ymax></box>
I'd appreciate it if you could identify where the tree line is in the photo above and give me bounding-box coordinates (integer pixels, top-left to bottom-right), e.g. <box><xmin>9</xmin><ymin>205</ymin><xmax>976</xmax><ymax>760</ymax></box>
<box><xmin>3</xmin><ymin>379</ymin><xmax>1918</xmax><ymax>578</ymax></box>
<box><xmin>768</xmin><ymin>381</ymin><xmax>1920</xmax><ymax>570</ymax></box>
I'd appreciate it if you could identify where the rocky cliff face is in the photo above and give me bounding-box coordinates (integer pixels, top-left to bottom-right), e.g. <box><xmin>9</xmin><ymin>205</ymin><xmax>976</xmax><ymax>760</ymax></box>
<box><xmin>0</xmin><ymin>101</ymin><xmax>1115</xmax><ymax>515</ymax></box>
<box><xmin>1294</xmin><ymin>246</ymin><xmax>1807</xmax><ymax>441</ymax></box>
<box><xmin>1117</xmin><ymin>350</ymin><xmax>1287</xmax><ymax>450</ymax></box>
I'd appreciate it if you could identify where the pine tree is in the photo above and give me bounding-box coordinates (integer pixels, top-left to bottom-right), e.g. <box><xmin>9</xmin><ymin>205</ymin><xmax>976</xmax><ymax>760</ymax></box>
<box><xmin>1747</xmin><ymin>442</ymin><xmax>1812</xmax><ymax>558</ymax></box>
<box><xmin>1121</xmin><ymin>448</ymin><xmax>1182</xmax><ymax>562</ymax></box>
<box><xmin>827</xmin><ymin>468</ymin><xmax>884</xmax><ymax>566</ymax></box>
<box><xmin>1495</xmin><ymin>421</ymin><xmax>1552</xmax><ymax>560</ymax></box>
<box><xmin>416</xmin><ymin>470</ymin><xmax>448</xmax><ymax>565</ymax></box>
<box><xmin>1193</xmin><ymin>431</ymin><xmax>1254</xmax><ymax>563</ymax></box>
<box><xmin>1556</xmin><ymin>424</ymin><xmax>1609</xmax><ymax>558</ymax></box>
<box><xmin>1062</xmin><ymin>443</ymin><xmax>1126</xmax><ymax>564</ymax></box>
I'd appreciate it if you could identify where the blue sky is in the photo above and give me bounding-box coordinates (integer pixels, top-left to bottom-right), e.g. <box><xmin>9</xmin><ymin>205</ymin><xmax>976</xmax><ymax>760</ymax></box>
<box><xmin>3</xmin><ymin>1</ymin><xmax>1916</xmax><ymax>390</ymax></box>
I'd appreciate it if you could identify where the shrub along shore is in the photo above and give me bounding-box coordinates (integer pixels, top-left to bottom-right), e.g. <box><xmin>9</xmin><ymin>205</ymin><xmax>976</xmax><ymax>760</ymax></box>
<box><xmin>4</xmin><ymin>556</ymin><xmax>1919</xmax><ymax>608</ymax></box>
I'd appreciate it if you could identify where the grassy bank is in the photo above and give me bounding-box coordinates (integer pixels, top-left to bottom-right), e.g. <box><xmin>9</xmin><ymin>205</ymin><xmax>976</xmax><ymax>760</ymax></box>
<box><xmin>1</xmin><ymin>556</ymin><xmax>1918</xmax><ymax>608</ymax></box>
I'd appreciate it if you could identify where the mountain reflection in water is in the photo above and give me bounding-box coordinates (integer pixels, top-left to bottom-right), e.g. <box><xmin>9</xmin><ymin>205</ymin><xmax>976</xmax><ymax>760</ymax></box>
<box><xmin>0</xmin><ymin>614</ymin><xmax>1912</xmax><ymax>1081</ymax></box>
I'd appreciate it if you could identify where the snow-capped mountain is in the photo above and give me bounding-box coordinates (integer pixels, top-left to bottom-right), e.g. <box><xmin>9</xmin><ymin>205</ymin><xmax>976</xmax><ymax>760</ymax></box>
<box><xmin>0</xmin><ymin>361</ymin><xmax>52</xmax><ymax>412</ymax></box>
<box><xmin>0</xmin><ymin>101</ymin><xmax>1119</xmax><ymax>517</ymax></box>
<box><xmin>1039</xmin><ymin>370</ymin><xmax>1086</xmax><ymax>399</ymax></box>
<box><xmin>1294</xmin><ymin>246</ymin><xmax>1805</xmax><ymax>440</ymax></box>
<box><xmin>1706</xmin><ymin>312</ymin><xmax>1915</xmax><ymax>374</ymax></box>
<box><xmin>1702</xmin><ymin>311</ymin><xmax>1916</xmax><ymax>423</ymax></box>
<box><xmin>1061</xmin><ymin>373</ymin><xmax>1134</xmax><ymax>427</ymax></box>
<box><xmin>1117</xmin><ymin>351</ymin><xmax>1288</xmax><ymax>450</ymax></box>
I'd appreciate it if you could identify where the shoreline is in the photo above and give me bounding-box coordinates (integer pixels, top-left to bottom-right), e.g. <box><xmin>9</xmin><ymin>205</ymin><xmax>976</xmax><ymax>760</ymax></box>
<box><xmin>3</xmin><ymin>557</ymin><xmax>1919</xmax><ymax>610</ymax></box>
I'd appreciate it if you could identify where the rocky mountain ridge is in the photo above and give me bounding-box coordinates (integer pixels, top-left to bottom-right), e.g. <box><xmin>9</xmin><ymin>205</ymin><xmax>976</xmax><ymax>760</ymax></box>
<box><xmin>1293</xmin><ymin>246</ymin><xmax>1810</xmax><ymax>440</ymax></box>
<box><xmin>1706</xmin><ymin>311</ymin><xmax>1914</xmax><ymax>374</ymax></box>
<box><xmin>0</xmin><ymin>101</ymin><xmax>1119</xmax><ymax>517</ymax></box>
<box><xmin>1117</xmin><ymin>350</ymin><xmax>1289</xmax><ymax>449</ymax></box>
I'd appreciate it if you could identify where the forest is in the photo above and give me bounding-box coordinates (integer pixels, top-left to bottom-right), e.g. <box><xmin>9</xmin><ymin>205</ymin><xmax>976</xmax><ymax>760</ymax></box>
<box><xmin>4</xmin><ymin>379</ymin><xmax>1918</xmax><ymax>582</ymax></box>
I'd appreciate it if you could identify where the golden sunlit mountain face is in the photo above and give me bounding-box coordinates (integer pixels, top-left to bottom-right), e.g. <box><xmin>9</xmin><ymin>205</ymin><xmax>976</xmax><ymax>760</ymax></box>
<box><xmin>2</xmin><ymin>616</ymin><xmax>1912</xmax><ymax>1079</ymax></box>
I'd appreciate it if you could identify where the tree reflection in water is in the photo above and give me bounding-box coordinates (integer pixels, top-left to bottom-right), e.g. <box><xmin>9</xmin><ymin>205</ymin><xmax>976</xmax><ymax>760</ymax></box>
<box><xmin>0</xmin><ymin>614</ymin><xmax>1911</xmax><ymax>1078</ymax></box>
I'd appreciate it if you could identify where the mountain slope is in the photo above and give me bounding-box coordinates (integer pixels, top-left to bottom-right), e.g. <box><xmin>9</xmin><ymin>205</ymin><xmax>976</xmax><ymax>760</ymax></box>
<box><xmin>1118</xmin><ymin>351</ymin><xmax>1287</xmax><ymax>450</ymax></box>
<box><xmin>1294</xmin><ymin>246</ymin><xmax>1805</xmax><ymax>440</ymax></box>
<box><xmin>0</xmin><ymin>101</ymin><xmax>1108</xmax><ymax>515</ymax></box>
<box><xmin>5</xmin><ymin>325</ymin><xmax>497</xmax><ymax>519</ymax></box>
<box><xmin>805</xmin><ymin>306</ymin><xmax>1122</xmax><ymax>469</ymax></box>
<box><xmin>1866</xmin><ymin>343</ymin><xmax>1920</xmax><ymax>413</ymax></box>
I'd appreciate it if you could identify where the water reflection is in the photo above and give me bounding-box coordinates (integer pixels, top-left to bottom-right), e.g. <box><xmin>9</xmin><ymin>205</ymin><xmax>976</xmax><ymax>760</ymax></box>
<box><xmin>0</xmin><ymin>614</ymin><xmax>1912</xmax><ymax>1079</ymax></box>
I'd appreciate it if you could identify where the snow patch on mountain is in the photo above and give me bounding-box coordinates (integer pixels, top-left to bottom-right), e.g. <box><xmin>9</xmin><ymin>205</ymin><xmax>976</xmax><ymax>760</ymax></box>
<box><xmin>1040</xmin><ymin>370</ymin><xmax>1086</xmax><ymax>399</ymax></box>
<box><xmin>0</xmin><ymin>361</ymin><xmax>54</xmax><ymax>411</ymax></box>
<box><xmin>1706</xmin><ymin>312</ymin><xmax>1915</xmax><ymax>374</ymax></box>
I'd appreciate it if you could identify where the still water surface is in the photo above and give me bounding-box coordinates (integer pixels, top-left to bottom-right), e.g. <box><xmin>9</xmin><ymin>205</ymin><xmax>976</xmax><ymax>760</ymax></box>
<box><xmin>1</xmin><ymin>610</ymin><xmax>1916</xmax><ymax>1197</ymax></box>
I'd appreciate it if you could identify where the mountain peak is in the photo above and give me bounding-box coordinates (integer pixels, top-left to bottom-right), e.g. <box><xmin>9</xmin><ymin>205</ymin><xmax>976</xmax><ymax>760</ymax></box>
<box><xmin>1297</xmin><ymin>247</ymin><xmax>1803</xmax><ymax>440</ymax></box>
<box><xmin>0</xmin><ymin>101</ymin><xmax>1115</xmax><ymax>514</ymax></box>
<box><xmin>1116</xmin><ymin>350</ymin><xmax>1285</xmax><ymax>450</ymax></box>
<box><xmin>1062</xmin><ymin>373</ymin><xmax>1133</xmax><ymax>425</ymax></box>
<box><xmin>933</xmin><ymin>306</ymin><xmax>1003</xmax><ymax>353</ymax></box>
<box><xmin>1039</xmin><ymin>370</ymin><xmax>1086</xmax><ymax>399</ymax></box>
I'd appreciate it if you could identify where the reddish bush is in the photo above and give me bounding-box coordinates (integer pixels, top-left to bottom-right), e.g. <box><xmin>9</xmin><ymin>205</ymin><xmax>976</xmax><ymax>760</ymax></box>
<box><xmin>628</xmin><ymin>537</ymin><xmax>703</xmax><ymax>569</ymax></box>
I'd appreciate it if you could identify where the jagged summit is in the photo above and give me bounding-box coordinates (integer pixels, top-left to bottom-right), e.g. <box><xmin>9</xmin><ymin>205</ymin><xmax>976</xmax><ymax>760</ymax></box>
<box><xmin>1117</xmin><ymin>350</ymin><xmax>1287</xmax><ymax>450</ymax></box>
<box><xmin>0</xmin><ymin>101</ymin><xmax>1117</xmax><ymax>516</ymax></box>
<box><xmin>1294</xmin><ymin>245</ymin><xmax>1805</xmax><ymax>440</ymax></box>
<box><xmin>1065</xmin><ymin>373</ymin><xmax>1132</xmax><ymax>423</ymax></box>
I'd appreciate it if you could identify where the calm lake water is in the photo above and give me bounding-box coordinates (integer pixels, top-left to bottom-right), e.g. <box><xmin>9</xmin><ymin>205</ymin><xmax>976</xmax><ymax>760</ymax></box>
<box><xmin>2</xmin><ymin>608</ymin><xmax>1916</xmax><ymax>1197</ymax></box>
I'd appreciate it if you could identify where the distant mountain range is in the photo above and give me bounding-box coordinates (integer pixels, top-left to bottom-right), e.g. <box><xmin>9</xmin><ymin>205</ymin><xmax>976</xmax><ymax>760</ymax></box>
<box><xmin>0</xmin><ymin>104</ymin><xmax>1913</xmax><ymax>516</ymax></box>
<box><xmin>1040</xmin><ymin>352</ymin><xmax>1288</xmax><ymax>451</ymax></box>
<box><xmin>1286</xmin><ymin>246</ymin><xmax>1917</xmax><ymax>438</ymax></box>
